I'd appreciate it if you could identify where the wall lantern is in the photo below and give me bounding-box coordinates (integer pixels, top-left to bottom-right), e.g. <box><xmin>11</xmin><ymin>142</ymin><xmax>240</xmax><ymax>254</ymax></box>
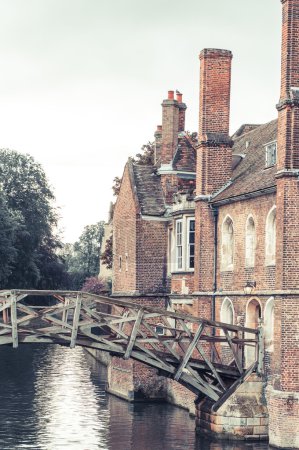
<box><xmin>244</xmin><ymin>281</ymin><xmax>256</xmax><ymax>295</ymax></box>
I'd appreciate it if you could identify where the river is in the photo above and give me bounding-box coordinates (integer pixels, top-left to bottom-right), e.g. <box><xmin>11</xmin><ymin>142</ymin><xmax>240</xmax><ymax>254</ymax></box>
<box><xmin>0</xmin><ymin>344</ymin><xmax>271</xmax><ymax>450</ymax></box>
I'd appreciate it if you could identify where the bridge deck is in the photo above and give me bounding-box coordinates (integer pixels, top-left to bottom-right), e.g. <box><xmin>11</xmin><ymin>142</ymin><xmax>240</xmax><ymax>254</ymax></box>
<box><xmin>0</xmin><ymin>290</ymin><xmax>263</xmax><ymax>410</ymax></box>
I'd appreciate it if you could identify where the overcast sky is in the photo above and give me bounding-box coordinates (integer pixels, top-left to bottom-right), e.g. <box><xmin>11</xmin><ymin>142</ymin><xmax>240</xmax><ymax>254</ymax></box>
<box><xmin>0</xmin><ymin>0</ymin><xmax>281</xmax><ymax>242</ymax></box>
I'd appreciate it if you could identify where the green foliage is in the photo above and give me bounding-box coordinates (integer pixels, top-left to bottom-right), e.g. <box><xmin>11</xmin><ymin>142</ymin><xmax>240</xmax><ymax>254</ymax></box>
<box><xmin>0</xmin><ymin>148</ymin><xmax>66</xmax><ymax>289</ymax></box>
<box><xmin>132</xmin><ymin>141</ymin><xmax>155</xmax><ymax>166</ymax></box>
<box><xmin>81</xmin><ymin>276</ymin><xmax>106</xmax><ymax>295</ymax></box>
<box><xmin>63</xmin><ymin>222</ymin><xmax>105</xmax><ymax>289</ymax></box>
<box><xmin>100</xmin><ymin>234</ymin><xmax>113</xmax><ymax>270</ymax></box>
<box><xmin>0</xmin><ymin>190</ymin><xmax>20</xmax><ymax>285</ymax></box>
<box><xmin>112</xmin><ymin>141</ymin><xmax>155</xmax><ymax>198</ymax></box>
<box><xmin>112</xmin><ymin>176</ymin><xmax>122</xmax><ymax>197</ymax></box>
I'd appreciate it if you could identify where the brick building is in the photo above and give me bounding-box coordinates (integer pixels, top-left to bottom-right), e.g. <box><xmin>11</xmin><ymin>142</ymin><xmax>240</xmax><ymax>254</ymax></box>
<box><xmin>110</xmin><ymin>0</ymin><xmax>299</xmax><ymax>447</ymax></box>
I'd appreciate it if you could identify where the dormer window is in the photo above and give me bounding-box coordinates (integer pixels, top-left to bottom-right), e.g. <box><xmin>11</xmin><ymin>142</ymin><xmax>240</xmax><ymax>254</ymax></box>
<box><xmin>265</xmin><ymin>141</ymin><xmax>277</xmax><ymax>168</ymax></box>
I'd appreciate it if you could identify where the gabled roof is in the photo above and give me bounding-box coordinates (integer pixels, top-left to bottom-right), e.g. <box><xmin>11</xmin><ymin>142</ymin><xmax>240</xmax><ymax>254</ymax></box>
<box><xmin>172</xmin><ymin>135</ymin><xmax>197</xmax><ymax>172</ymax></box>
<box><xmin>131</xmin><ymin>162</ymin><xmax>166</xmax><ymax>216</ymax></box>
<box><xmin>211</xmin><ymin>119</ymin><xmax>277</xmax><ymax>203</ymax></box>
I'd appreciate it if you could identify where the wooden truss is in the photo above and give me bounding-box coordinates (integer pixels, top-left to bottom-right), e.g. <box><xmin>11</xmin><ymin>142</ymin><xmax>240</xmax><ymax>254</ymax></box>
<box><xmin>0</xmin><ymin>290</ymin><xmax>263</xmax><ymax>409</ymax></box>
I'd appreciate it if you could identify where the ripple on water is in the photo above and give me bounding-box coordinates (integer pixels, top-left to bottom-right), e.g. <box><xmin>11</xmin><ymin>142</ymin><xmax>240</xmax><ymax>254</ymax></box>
<box><xmin>0</xmin><ymin>344</ymin><xmax>271</xmax><ymax>450</ymax></box>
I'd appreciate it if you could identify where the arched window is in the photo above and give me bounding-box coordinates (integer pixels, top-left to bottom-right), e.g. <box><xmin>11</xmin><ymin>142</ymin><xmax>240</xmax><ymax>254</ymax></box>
<box><xmin>220</xmin><ymin>297</ymin><xmax>234</xmax><ymax>325</ymax></box>
<box><xmin>245</xmin><ymin>216</ymin><xmax>256</xmax><ymax>267</ymax></box>
<box><xmin>245</xmin><ymin>298</ymin><xmax>262</xmax><ymax>366</ymax></box>
<box><xmin>265</xmin><ymin>206</ymin><xmax>276</xmax><ymax>266</ymax></box>
<box><xmin>264</xmin><ymin>297</ymin><xmax>274</xmax><ymax>352</ymax></box>
<box><xmin>221</xmin><ymin>216</ymin><xmax>234</xmax><ymax>270</ymax></box>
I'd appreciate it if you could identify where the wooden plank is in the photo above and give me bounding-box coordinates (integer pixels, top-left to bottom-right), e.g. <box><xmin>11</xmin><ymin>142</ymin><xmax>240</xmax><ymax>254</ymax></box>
<box><xmin>70</xmin><ymin>294</ymin><xmax>82</xmax><ymax>348</ymax></box>
<box><xmin>142</xmin><ymin>322</ymin><xmax>181</xmax><ymax>360</ymax></box>
<box><xmin>179</xmin><ymin>371</ymin><xmax>219</xmax><ymax>402</ymax></box>
<box><xmin>182</xmin><ymin>322</ymin><xmax>226</xmax><ymax>390</ymax></box>
<box><xmin>184</xmin><ymin>364</ymin><xmax>223</xmax><ymax>395</ymax></box>
<box><xmin>223</xmin><ymin>328</ymin><xmax>243</xmax><ymax>374</ymax></box>
<box><xmin>62</xmin><ymin>297</ymin><xmax>70</xmax><ymax>328</ymax></box>
<box><xmin>17</xmin><ymin>303</ymin><xmax>39</xmax><ymax>318</ymax></box>
<box><xmin>174</xmin><ymin>323</ymin><xmax>205</xmax><ymax>381</ymax></box>
<box><xmin>11</xmin><ymin>289</ymin><xmax>259</xmax><ymax>335</ymax></box>
<box><xmin>43</xmin><ymin>315</ymin><xmax>73</xmax><ymax>330</ymax></box>
<box><xmin>257</xmin><ymin>320</ymin><xmax>264</xmax><ymax>375</ymax></box>
<box><xmin>0</xmin><ymin>300</ymin><xmax>11</xmax><ymax>314</ymax></box>
<box><xmin>211</xmin><ymin>362</ymin><xmax>257</xmax><ymax>412</ymax></box>
<box><xmin>130</xmin><ymin>350</ymin><xmax>175</xmax><ymax>374</ymax></box>
<box><xmin>10</xmin><ymin>294</ymin><xmax>18</xmax><ymax>348</ymax></box>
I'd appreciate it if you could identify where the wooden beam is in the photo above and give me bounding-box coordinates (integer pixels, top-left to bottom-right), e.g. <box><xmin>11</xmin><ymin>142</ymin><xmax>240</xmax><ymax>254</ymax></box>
<box><xmin>211</xmin><ymin>362</ymin><xmax>257</xmax><ymax>412</ymax></box>
<box><xmin>174</xmin><ymin>323</ymin><xmax>205</xmax><ymax>381</ymax></box>
<box><xmin>10</xmin><ymin>294</ymin><xmax>18</xmax><ymax>348</ymax></box>
<box><xmin>223</xmin><ymin>328</ymin><xmax>243</xmax><ymax>374</ymax></box>
<box><xmin>257</xmin><ymin>320</ymin><xmax>264</xmax><ymax>375</ymax></box>
<box><xmin>70</xmin><ymin>294</ymin><xmax>82</xmax><ymax>348</ymax></box>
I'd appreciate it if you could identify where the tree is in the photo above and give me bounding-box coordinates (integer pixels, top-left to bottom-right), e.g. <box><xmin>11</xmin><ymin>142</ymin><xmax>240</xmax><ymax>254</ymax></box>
<box><xmin>132</xmin><ymin>141</ymin><xmax>155</xmax><ymax>165</ymax></box>
<box><xmin>112</xmin><ymin>176</ymin><xmax>122</xmax><ymax>197</ymax></box>
<box><xmin>0</xmin><ymin>148</ymin><xmax>65</xmax><ymax>289</ymax></box>
<box><xmin>0</xmin><ymin>190</ymin><xmax>20</xmax><ymax>285</ymax></box>
<box><xmin>63</xmin><ymin>222</ymin><xmax>105</xmax><ymax>289</ymax></box>
<box><xmin>100</xmin><ymin>234</ymin><xmax>113</xmax><ymax>270</ymax></box>
<box><xmin>112</xmin><ymin>142</ymin><xmax>155</xmax><ymax>200</ymax></box>
<box><xmin>81</xmin><ymin>276</ymin><xmax>106</xmax><ymax>295</ymax></box>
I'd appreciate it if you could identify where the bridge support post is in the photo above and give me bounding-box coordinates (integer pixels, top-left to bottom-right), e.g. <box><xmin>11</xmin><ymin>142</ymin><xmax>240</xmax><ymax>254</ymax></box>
<box><xmin>196</xmin><ymin>374</ymin><xmax>268</xmax><ymax>441</ymax></box>
<box><xmin>70</xmin><ymin>294</ymin><xmax>82</xmax><ymax>348</ymax></box>
<box><xmin>10</xmin><ymin>293</ymin><xmax>18</xmax><ymax>349</ymax></box>
<box><xmin>257</xmin><ymin>318</ymin><xmax>264</xmax><ymax>376</ymax></box>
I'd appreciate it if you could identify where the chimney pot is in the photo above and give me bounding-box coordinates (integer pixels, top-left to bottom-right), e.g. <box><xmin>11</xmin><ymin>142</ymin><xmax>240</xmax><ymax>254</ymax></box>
<box><xmin>168</xmin><ymin>90</ymin><xmax>174</xmax><ymax>100</ymax></box>
<box><xmin>176</xmin><ymin>93</ymin><xmax>183</xmax><ymax>103</ymax></box>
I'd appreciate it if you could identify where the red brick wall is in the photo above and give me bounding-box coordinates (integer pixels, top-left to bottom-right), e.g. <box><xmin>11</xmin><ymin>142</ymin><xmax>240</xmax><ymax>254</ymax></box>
<box><xmin>113</xmin><ymin>164</ymin><xmax>138</xmax><ymax>293</ymax></box>
<box><xmin>196</xmin><ymin>48</ymin><xmax>233</xmax><ymax>196</ymax></box>
<box><xmin>161</xmin><ymin>91</ymin><xmax>179</xmax><ymax>164</ymax></box>
<box><xmin>267</xmin><ymin>388</ymin><xmax>299</xmax><ymax>448</ymax></box>
<box><xmin>274</xmin><ymin>0</ymin><xmax>299</xmax><ymax>395</ymax></box>
<box><xmin>113</xmin><ymin>165</ymin><xmax>168</xmax><ymax>295</ymax></box>
<box><xmin>216</xmin><ymin>195</ymin><xmax>276</xmax><ymax>291</ymax></box>
<box><xmin>198</xmin><ymin>49</ymin><xmax>232</xmax><ymax>137</ymax></box>
<box><xmin>279</xmin><ymin>0</ymin><xmax>299</xmax><ymax>102</ymax></box>
<box><xmin>194</xmin><ymin>200</ymin><xmax>215</xmax><ymax>291</ymax></box>
<box><xmin>136</xmin><ymin>219</ymin><xmax>168</xmax><ymax>294</ymax></box>
<box><xmin>171</xmin><ymin>272</ymin><xmax>194</xmax><ymax>294</ymax></box>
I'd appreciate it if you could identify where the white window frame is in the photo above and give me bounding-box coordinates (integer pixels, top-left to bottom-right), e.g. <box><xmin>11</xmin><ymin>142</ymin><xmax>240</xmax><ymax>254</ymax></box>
<box><xmin>265</xmin><ymin>206</ymin><xmax>276</xmax><ymax>266</ymax></box>
<box><xmin>221</xmin><ymin>215</ymin><xmax>234</xmax><ymax>271</ymax></box>
<box><xmin>175</xmin><ymin>220</ymin><xmax>183</xmax><ymax>270</ymax></box>
<box><xmin>187</xmin><ymin>217</ymin><xmax>195</xmax><ymax>270</ymax></box>
<box><xmin>265</xmin><ymin>141</ymin><xmax>277</xmax><ymax>168</ymax></box>
<box><xmin>173</xmin><ymin>216</ymin><xmax>195</xmax><ymax>272</ymax></box>
<box><xmin>245</xmin><ymin>215</ymin><xmax>256</xmax><ymax>268</ymax></box>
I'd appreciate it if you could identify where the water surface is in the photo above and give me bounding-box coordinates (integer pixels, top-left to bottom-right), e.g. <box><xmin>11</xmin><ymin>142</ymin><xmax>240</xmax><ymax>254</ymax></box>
<box><xmin>0</xmin><ymin>345</ymin><xmax>271</xmax><ymax>449</ymax></box>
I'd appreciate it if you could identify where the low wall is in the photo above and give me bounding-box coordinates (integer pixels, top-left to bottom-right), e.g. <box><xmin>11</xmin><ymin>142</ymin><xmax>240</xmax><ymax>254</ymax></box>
<box><xmin>267</xmin><ymin>386</ymin><xmax>299</xmax><ymax>449</ymax></box>
<box><xmin>196</xmin><ymin>375</ymin><xmax>268</xmax><ymax>441</ymax></box>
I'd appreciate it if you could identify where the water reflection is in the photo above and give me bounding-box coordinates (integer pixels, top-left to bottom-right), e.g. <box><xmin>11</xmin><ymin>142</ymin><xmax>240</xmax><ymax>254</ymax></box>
<box><xmin>0</xmin><ymin>345</ymin><xmax>270</xmax><ymax>450</ymax></box>
<box><xmin>34</xmin><ymin>346</ymin><xmax>109</xmax><ymax>449</ymax></box>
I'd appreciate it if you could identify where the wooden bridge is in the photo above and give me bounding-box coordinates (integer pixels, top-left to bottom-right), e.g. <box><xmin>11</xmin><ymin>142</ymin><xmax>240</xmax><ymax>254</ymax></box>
<box><xmin>0</xmin><ymin>290</ymin><xmax>263</xmax><ymax>411</ymax></box>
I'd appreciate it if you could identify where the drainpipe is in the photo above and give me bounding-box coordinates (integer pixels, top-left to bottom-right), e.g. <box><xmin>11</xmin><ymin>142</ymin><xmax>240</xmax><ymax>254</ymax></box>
<box><xmin>211</xmin><ymin>206</ymin><xmax>219</xmax><ymax>322</ymax></box>
<box><xmin>211</xmin><ymin>206</ymin><xmax>218</xmax><ymax>362</ymax></box>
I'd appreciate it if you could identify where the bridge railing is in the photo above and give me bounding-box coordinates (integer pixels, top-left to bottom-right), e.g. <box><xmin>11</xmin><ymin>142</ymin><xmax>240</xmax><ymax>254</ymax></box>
<box><xmin>0</xmin><ymin>290</ymin><xmax>263</xmax><ymax>407</ymax></box>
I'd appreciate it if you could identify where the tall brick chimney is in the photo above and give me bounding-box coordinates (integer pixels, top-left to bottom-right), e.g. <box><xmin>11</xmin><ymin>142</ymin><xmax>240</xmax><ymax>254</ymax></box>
<box><xmin>161</xmin><ymin>91</ymin><xmax>179</xmax><ymax>165</ymax></box>
<box><xmin>197</xmin><ymin>48</ymin><xmax>233</xmax><ymax>196</ymax></box>
<box><xmin>277</xmin><ymin>0</ymin><xmax>299</xmax><ymax>170</ymax></box>
<box><xmin>194</xmin><ymin>49</ymin><xmax>233</xmax><ymax>294</ymax></box>
<box><xmin>154</xmin><ymin>125</ymin><xmax>162</xmax><ymax>165</ymax></box>
<box><xmin>177</xmin><ymin>92</ymin><xmax>187</xmax><ymax>132</ymax></box>
<box><xmin>268</xmin><ymin>1</ymin><xmax>299</xmax><ymax>447</ymax></box>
